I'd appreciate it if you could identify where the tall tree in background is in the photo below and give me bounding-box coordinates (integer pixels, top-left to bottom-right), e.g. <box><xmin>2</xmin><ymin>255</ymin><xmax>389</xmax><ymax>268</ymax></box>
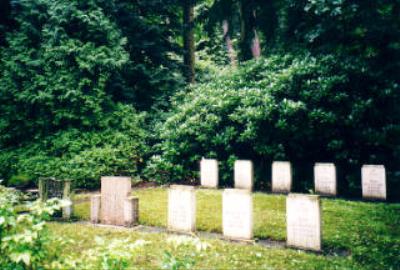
<box><xmin>183</xmin><ymin>0</ymin><xmax>195</xmax><ymax>83</ymax></box>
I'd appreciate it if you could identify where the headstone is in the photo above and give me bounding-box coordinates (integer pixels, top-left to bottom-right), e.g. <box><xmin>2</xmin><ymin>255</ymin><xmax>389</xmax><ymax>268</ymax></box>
<box><xmin>200</xmin><ymin>158</ymin><xmax>219</xmax><ymax>188</ymax></box>
<box><xmin>362</xmin><ymin>165</ymin><xmax>387</xmax><ymax>200</ymax></box>
<box><xmin>124</xmin><ymin>196</ymin><xmax>139</xmax><ymax>227</ymax></box>
<box><xmin>168</xmin><ymin>185</ymin><xmax>196</xmax><ymax>233</ymax></box>
<box><xmin>100</xmin><ymin>176</ymin><xmax>132</xmax><ymax>226</ymax></box>
<box><xmin>38</xmin><ymin>178</ymin><xmax>73</xmax><ymax>219</ymax></box>
<box><xmin>272</xmin><ymin>161</ymin><xmax>292</xmax><ymax>193</ymax></box>
<box><xmin>286</xmin><ymin>194</ymin><xmax>322</xmax><ymax>251</ymax></box>
<box><xmin>90</xmin><ymin>195</ymin><xmax>101</xmax><ymax>224</ymax></box>
<box><xmin>234</xmin><ymin>160</ymin><xmax>254</xmax><ymax>190</ymax></box>
<box><xmin>223</xmin><ymin>189</ymin><xmax>253</xmax><ymax>240</ymax></box>
<box><xmin>314</xmin><ymin>163</ymin><xmax>337</xmax><ymax>196</ymax></box>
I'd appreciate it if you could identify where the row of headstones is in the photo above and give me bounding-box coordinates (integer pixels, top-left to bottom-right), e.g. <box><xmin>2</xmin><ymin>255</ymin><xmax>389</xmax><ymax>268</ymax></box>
<box><xmin>201</xmin><ymin>159</ymin><xmax>387</xmax><ymax>200</ymax></box>
<box><xmin>90</xmin><ymin>177</ymin><xmax>321</xmax><ymax>251</ymax></box>
<box><xmin>169</xmin><ymin>185</ymin><xmax>322</xmax><ymax>251</ymax></box>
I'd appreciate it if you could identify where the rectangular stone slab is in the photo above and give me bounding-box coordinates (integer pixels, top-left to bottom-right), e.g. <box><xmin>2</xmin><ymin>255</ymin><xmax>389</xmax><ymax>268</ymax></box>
<box><xmin>124</xmin><ymin>196</ymin><xmax>139</xmax><ymax>227</ymax></box>
<box><xmin>272</xmin><ymin>161</ymin><xmax>292</xmax><ymax>193</ymax></box>
<box><xmin>200</xmin><ymin>159</ymin><xmax>219</xmax><ymax>188</ymax></box>
<box><xmin>234</xmin><ymin>160</ymin><xmax>254</xmax><ymax>191</ymax></box>
<box><xmin>286</xmin><ymin>194</ymin><xmax>322</xmax><ymax>251</ymax></box>
<box><xmin>223</xmin><ymin>189</ymin><xmax>253</xmax><ymax>240</ymax></box>
<box><xmin>314</xmin><ymin>163</ymin><xmax>337</xmax><ymax>196</ymax></box>
<box><xmin>168</xmin><ymin>185</ymin><xmax>196</xmax><ymax>233</ymax></box>
<box><xmin>100</xmin><ymin>176</ymin><xmax>132</xmax><ymax>226</ymax></box>
<box><xmin>90</xmin><ymin>194</ymin><xmax>101</xmax><ymax>224</ymax></box>
<box><xmin>362</xmin><ymin>165</ymin><xmax>386</xmax><ymax>200</ymax></box>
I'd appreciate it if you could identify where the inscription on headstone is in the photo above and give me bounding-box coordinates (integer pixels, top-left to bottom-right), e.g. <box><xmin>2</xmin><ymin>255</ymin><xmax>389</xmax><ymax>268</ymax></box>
<box><xmin>200</xmin><ymin>159</ymin><xmax>219</xmax><ymax>188</ymax></box>
<box><xmin>38</xmin><ymin>178</ymin><xmax>72</xmax><ymax>219</ymax></box>
<box><xmin>223</xmin><ymin>189</ymin><xmax>253</xmax><ymax>240</ymax></box>
<box><xmin>286</xmin><ymin>194</ymin><xmax>322</xmax><ymax>251</ymax></box>
<box><xmin>314</xmin><ymin>163</ymin><xmax>337</xmax><ymax>196</ymax></box>
<box><xmin>168</xmin><ymin>185</ymin><xmax>196</xmax><ymax>233</ymax></box>
<box><xmin>362</xmin><ymin>165</ymin><xmax>386</xmax><ymax>200</ymax></box>
<box><xmin>272</xmin><ymin>161</ymin><xmax>292</xmax><ymax>193</ymax></box>
<box><xmin>100</xmin><ymin>176</ymin><xmax>132</xmax><ymax>226</ymax></box>
<box><xmin>234</xmin><ymin>160</ymin><xmax>254</xmax><ymax>191</ymax></box>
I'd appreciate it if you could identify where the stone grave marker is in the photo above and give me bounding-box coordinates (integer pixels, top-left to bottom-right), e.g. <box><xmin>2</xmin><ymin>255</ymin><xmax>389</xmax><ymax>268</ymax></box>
<box><xmin>100</xmin><ymin>176</ymin><xmax>132</xmax><ymax>226</ymax></box>
<box><xmin>38</xmin><ymin>177</ymin><xmax>72</xmax><ymax>219</ymax></box>
<box><xmin>168</xmin><ymin>185</ymin><xmax>196</xmax><ymax>233</ymax></box>
<box><xmin>362</xmin><ymin>165</ymin><xmax>387</xmax><ymax>200</ymax></box>
<box><xmin>314</xmin><ymin>163</ymin><xmax>337</xmax><ymax>196</ymax></box>
<box><xmin>286</xmin><ymin>194</ymin><xmax>322</xmax><ymax>251</ymax></box>
<box><xmin>223</xmin><ymin>189</ymin><xmax>253</xmax><ymax>240</ymax></box>
<box><xmin>272</xmin><ymin>161</ymin><xmax>292</xmax><ymax>193</ymax></box>
<box><xmin>200</xmin><ymin>158</ymin><xmax>219</xmax><ymax>188</ymax></box>
<box><xmin>234</xmin><ymin>160</ymin><xmax>254</xmax><ymax>190</ymax></box>
<box><xmin>90</xmin><ymin>195</ymin><xmax>101</xmax><ymax>224</ymax></box>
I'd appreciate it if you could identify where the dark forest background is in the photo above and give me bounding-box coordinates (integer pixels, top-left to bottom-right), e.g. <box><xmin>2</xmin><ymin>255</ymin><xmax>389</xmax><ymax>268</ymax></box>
<box><xmin>0</xmin><ymin>0</ymin><xmax>399</xmax><ymax>200</ymax></box>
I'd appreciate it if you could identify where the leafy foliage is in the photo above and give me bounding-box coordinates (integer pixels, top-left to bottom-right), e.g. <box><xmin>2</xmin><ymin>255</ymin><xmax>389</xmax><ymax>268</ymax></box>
<box><xmin>0</xmin><ymin>105</ymin><xmax>148</xmax><ymax>188</ymax></box>
<box><xmin>151</xmin><ymin>55</ymin><xmax>400</xmax><ymax>197</ymax></box>
<box><xmin>0</xmin><ymin>185</ymin><xmax>65</xmax><ymax>269</ymax></box>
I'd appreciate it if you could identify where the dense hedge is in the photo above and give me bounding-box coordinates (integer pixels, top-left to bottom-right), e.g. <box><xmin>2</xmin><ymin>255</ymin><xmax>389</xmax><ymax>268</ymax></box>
<box><xmin>147</xmin><ymin>54</ymin><xmax>400</xmax><ymax>199</ymax></box>
<box><xmin>0</xmin><ymin>105</ymin><xmax>148</xmax><ymax>189</ymax></box>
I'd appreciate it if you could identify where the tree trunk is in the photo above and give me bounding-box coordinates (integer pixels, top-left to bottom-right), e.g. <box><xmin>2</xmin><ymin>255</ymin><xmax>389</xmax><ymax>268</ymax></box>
<box><xmin>183</xmin><ymin>0</ymin><xmax>195</xmax><ymax>83</ymax></box>
<box><xmin>239</xmin><ymin>0</ymin><xmax>260</xmax><ymax>61</ymax></box>
<box><xmin>223</xmin><ymin>20</ymin><xmax>237</xmax><ymax>67</ymax></box>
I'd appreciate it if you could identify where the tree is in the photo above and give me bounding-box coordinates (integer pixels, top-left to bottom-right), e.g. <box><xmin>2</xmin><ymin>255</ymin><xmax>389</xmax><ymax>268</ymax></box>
<box><xmin>183</xmin><ymin>0</ymin><xmax>196</xmax><ymax>83</ymax></box>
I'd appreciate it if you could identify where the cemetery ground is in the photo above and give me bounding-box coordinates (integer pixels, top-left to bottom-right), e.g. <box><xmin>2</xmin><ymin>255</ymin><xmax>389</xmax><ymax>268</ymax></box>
<box><xmin>47</xmin><ymin>187</ymin><xmax>400</xmax><ymax>269</ymax></box>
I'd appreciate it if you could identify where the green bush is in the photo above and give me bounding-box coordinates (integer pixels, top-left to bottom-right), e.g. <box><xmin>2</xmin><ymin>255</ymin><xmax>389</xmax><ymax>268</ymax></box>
<box><xmin>149</xmin><ymin>54</ymin><xmax>400</xmax><ymax>197</ymax></box>
<box><xmin>0</xmin><ymin>105</ymin><xmax>148</xmax><ymax>189</ymax></box>
<box><xmin>0</xmin><ymin>185</ymin><xmax>64</xmax><ymax>269</ymax></box>
<box><xmin>7</xmin><ymin>174</ymin><xmax>33</xmax><ymax>189</ymax></box>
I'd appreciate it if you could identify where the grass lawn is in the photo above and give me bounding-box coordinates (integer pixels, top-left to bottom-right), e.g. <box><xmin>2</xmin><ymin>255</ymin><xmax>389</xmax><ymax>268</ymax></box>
<box><xmin>54</xmin><ymin>187</ymin><xmax>400</xmax><ymax>269</ymax></box>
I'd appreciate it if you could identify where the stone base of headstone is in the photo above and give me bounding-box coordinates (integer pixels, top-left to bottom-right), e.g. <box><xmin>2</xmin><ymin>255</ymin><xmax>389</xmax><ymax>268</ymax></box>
<box><xmin>90</xmin><ymin>195</ymin><xmax>101</xmax><ymax>224</ymax></box>
<box><xmin>124</xmin><ymin>196</ymin><xmax>139</xmax><ymax>227</ymax></box>
<box><xmin>286</xmin><ymin>194</ymin><xmax>322</xmax><ymax>251</ymax></box>
<box><xmin>62</xmin><ymin>199</ymin><xmax>73</xmax><ymax>220</ymax></box>
<box><xmin>222</xmin><ymin>189</ymin><xmax>253</xmax><ymax>241</ymax></box>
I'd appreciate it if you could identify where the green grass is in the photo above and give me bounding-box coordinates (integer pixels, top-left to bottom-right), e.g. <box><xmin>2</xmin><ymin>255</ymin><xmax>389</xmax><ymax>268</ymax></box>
<box><xmin>65</xmin><ymin>187</ymin><xmax>400</xmax><ymax>269</ymax></box>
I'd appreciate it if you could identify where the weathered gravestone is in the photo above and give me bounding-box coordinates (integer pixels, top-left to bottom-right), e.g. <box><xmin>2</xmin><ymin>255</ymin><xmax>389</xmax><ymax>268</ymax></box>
<box><xmin>38</xmin><ymin>177</ymin><xmax>72</xmax><ymax>219</ymax></box>
<box><xmin>362</xmin><ymin>165</ymin><xmax>387</xmax><ymax>200</ymax></box>
<box><xmin>272</xmin><ymin>161</ymin><xmax>292</xmax><ymax>193</ymax></box>
<box><xmin>91</xmin><ymin>176</ymin><xmax>138</xmax><ymax>226</ymax></box>
<box><xmin>223</xmin><ymin>189</ymin><xmax>253</xmax><ymax>240</ymax></box>
<box><xmin>234</xmin><ymin>160</ymin><xmax>254</xmax><ymax>191</ymax></box>
<box><xmin>168</xmin><ymin>185</ymin><xmax>196</xmax><ymax>233</ymax></box>
<box><xmin>286</xmin><ymin>194</ymin><xmax>322</xmax><ymax>251</ymax></box>
<box><xmin>314</xmin><ymin>163</ymin><xmax>337</xmax><ymax>196</ymax></box>
<box><xmin>200</xmin><ymin>158</ymin><xmax>219</xmax><ymax>188</ymax></box>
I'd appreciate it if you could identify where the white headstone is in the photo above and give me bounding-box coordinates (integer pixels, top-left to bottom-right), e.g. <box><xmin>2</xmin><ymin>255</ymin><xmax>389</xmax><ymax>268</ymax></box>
<box><xmin>168</xmin><ymin>185</ymin><xmax>196</xmax><ymax>233</ymax></box>
<box><xmin>286</xmin><ymin>194</ymin><xmax>322</xmax><ymax>251</ymax></box>
<box><xmin>100</xmin><ymin>176</ymin><xmax>132</xmax><ymax>226</ymax></box>
<box><xmin>362</xmin><ymin>165</ymin><xmax>386</xmax><ymax>200</ymax></box>
<box><xmin>272</xmin><ymin>161</ymin><xmax>292</xmax><ymax>193</ymax></box>
<box><xmin>234</xmin><ymin>160</ymin><xmax>254</xmax><ymax>190</ymax></box>
<box><xmin>314</xmin><ymin>163</ymin><xmax>337</xmax><ymax>196</ymax></box>
<box><xmin>200</xmin><ymin>159</ymin><xmax>219</xmax><ymax>188</ymax></box>
<box><xmin>223</xmin><ymin>189</ymin><xmax>253</xmax><ymax>240</ymax></box>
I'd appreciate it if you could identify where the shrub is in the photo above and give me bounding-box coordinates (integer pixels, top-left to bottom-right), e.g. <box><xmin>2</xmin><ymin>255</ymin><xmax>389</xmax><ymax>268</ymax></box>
<box><xmin>0</xmin><ymin>184</ymin><xmax>65</xmax><ymax>269</ymax></box>
<box><xmin>0</xmin><ymin>104</ymin><xmax>148</xmax><ymax>189</ymax></box>
<box><xmin>149</xmin><ymin>54</ymin><xmax>400</xmax><ymax>197</ymax></box>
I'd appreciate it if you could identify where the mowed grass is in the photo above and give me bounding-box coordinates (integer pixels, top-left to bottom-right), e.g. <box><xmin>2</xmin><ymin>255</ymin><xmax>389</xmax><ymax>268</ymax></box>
<box><xmin>49</xmin><ymin>223</ymin><xmax>356</xmax><ymax>269</ymax></box>
<box><xmin>70</xmin><ymin>187</ymin><xmax>400</xmax><ymax>269</ymax></box>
